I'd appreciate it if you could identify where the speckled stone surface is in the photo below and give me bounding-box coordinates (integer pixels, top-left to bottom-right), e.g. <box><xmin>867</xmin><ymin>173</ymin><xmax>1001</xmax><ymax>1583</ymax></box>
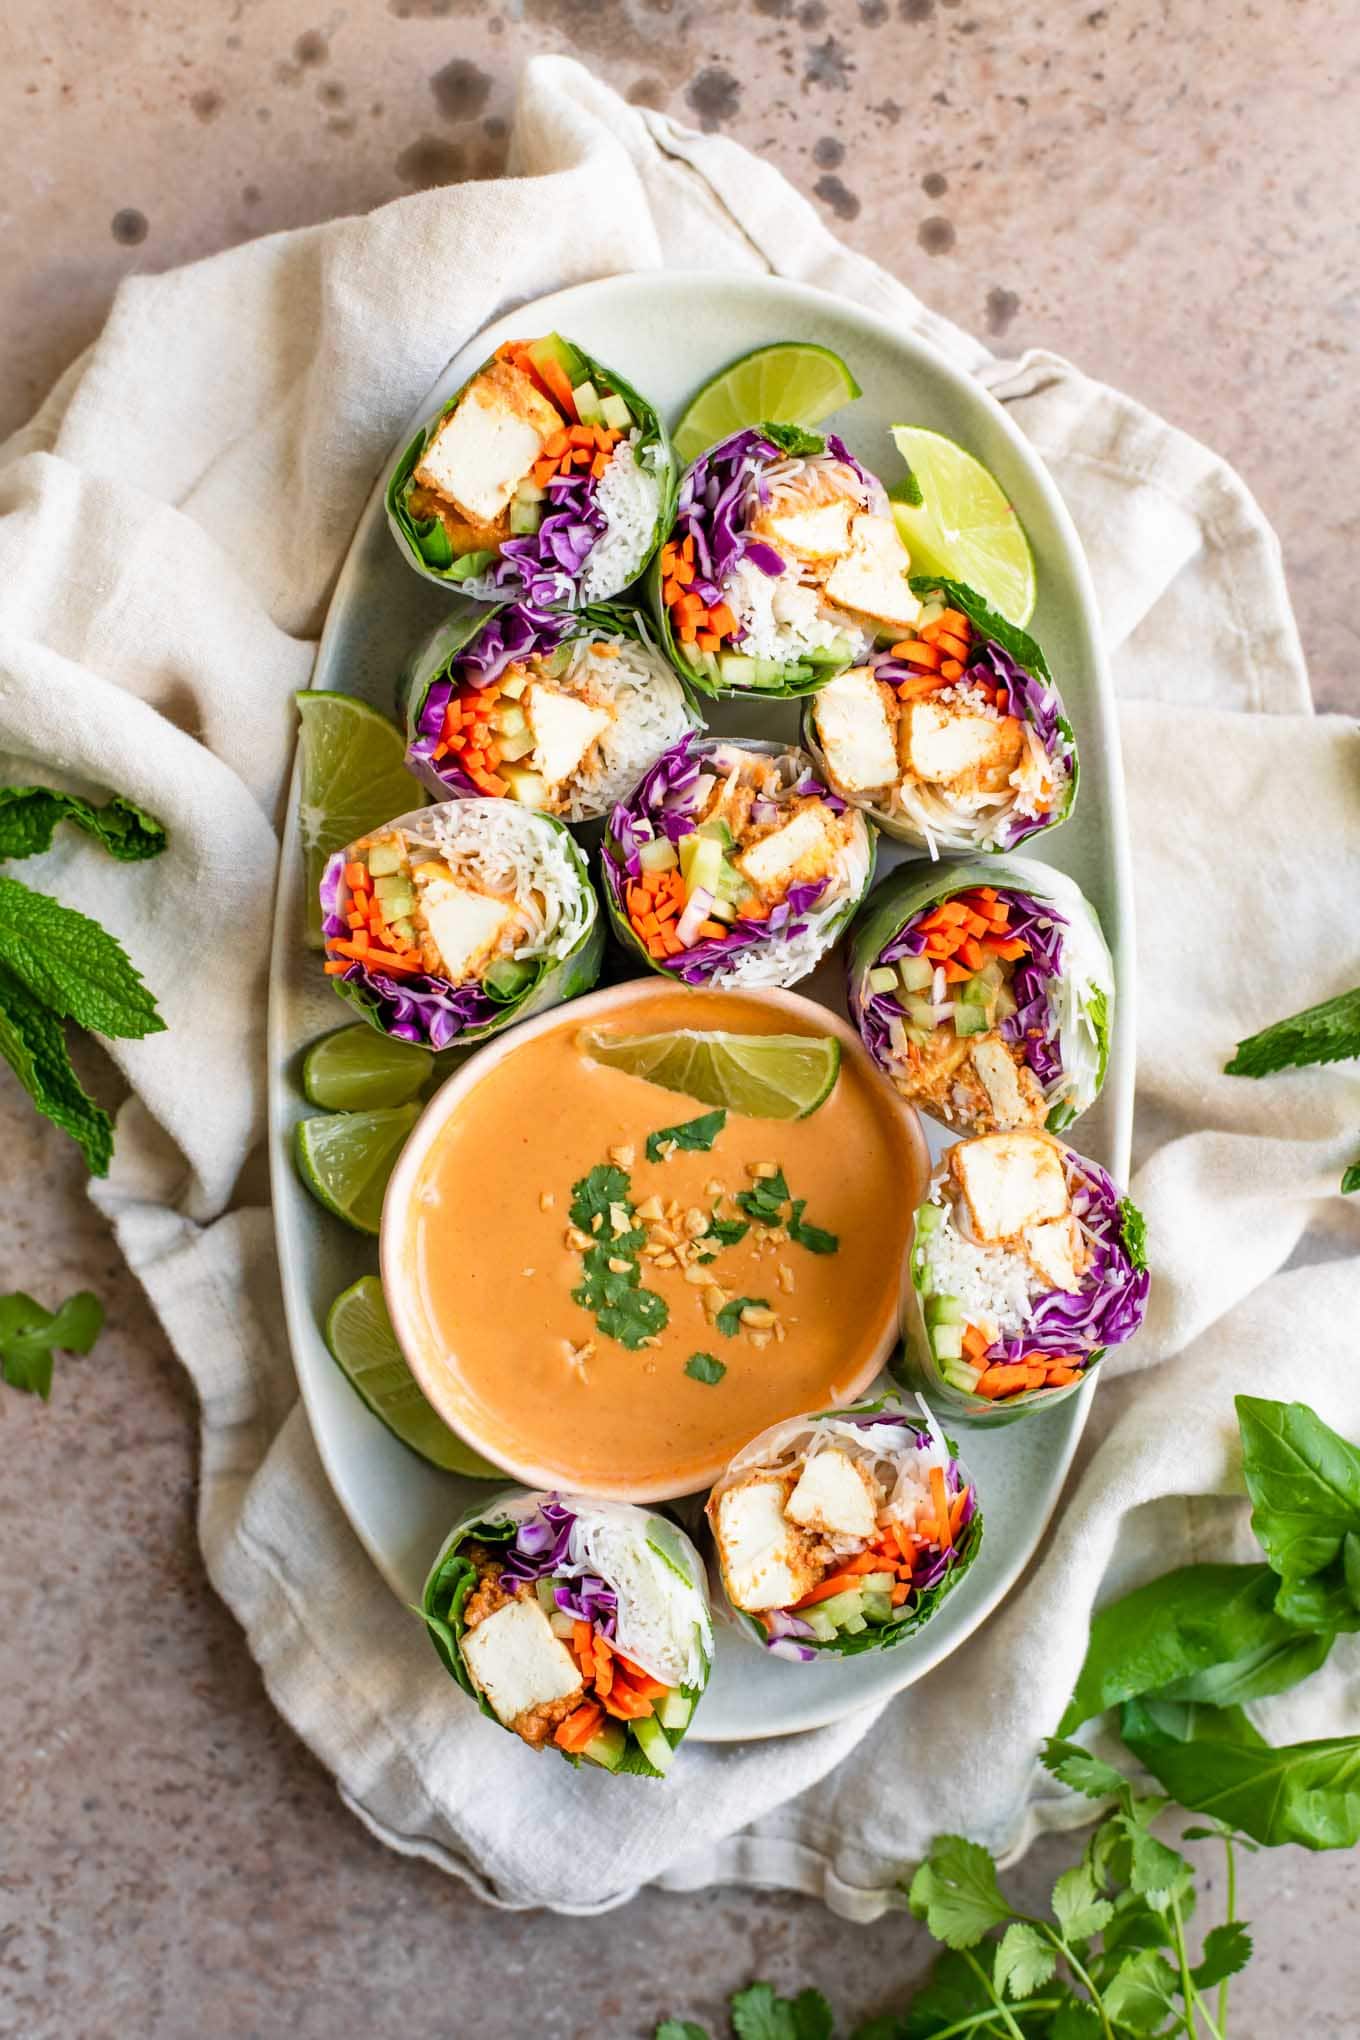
<box><xmin>0</xmin><ymin>3</ymin><xmax>1356</xmax><ymax>2035</ymax></box>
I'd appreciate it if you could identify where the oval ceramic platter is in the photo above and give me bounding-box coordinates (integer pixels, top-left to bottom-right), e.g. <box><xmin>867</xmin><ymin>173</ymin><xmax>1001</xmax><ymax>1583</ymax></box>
<box><xmin>268</xmin><ymin>271</ymin><xmax>1134</xmax><ymax>1742</ymax></box>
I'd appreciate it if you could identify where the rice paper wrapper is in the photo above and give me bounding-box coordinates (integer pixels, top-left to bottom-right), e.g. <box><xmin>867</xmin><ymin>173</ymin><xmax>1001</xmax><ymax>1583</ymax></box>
<box><xmin>384</xmin><ymin>339</ymin><xmax>675</xmax><ymax>604</ymax></box>
<box><xmin>704</xmin><ymin>1395</ymin><xmax>982</xmax><ymax>1661</ymax></box>
<box><xmin>897</xmin><ymin>1138</ymin><xmax>1150</xmax><ymax>1425</ymax></box>
<box><xmin>420</xmin><ymin>1488</ymin><xmax>713</xmax><ymax>1776</ymax></box>
<box><xmin>800</xmin><ymin>575</ymin><xmax>1080</xmax><ymax>855</ymax></box>
<box><xmin>846</xmin><ymin>854</ymin><xmax>1115</xmax><ymax>1136</ymax></box>
<box><xmin>600</xmin><ymin>735</ymin><xmax>876</xmax><ymax>991</ymax></box>
<box><xmin>399</xmin><ymin>599</ymin><xmax>703</xmax><ymax>814</ymax></box>
<box><xmin>321</xmin><ymin>798</ymin><xmax>604</xmax><ymax>1050</ymax></box>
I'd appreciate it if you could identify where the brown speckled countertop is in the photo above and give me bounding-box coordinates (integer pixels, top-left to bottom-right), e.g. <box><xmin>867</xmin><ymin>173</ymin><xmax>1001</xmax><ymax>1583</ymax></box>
<box><xmin>1</xmin><ymin>4</ymin><xmax>1356</xmax><ymax>2035</ymax></box>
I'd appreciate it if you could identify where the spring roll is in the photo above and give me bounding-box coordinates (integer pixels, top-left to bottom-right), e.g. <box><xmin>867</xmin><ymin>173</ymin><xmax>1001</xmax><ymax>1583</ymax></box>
<box><xmin>900</xmin><ymin>1130</ymin><xmax>1149</xmax><ymax>1421</ymax></box>
<box><xmin>401</xmin><ymin>600</ymin><xmax>700</xmax><ymax>821</ymax></box>
<box><xmin>705</xmin><ymin>1398</ymin><xmax>981</xmax><ymax>1660</ymax></box>
<box><xmin>386</xmin><ymin>333</ymin><xmax>675</xmax><ymax>607</ymax></box>
<box><xmin>848</xmin><ymin>858</ymin><xmax>1114</xmax><ymax>1135</ymax></box>
<box><xmin>651</xmin><ymin>423</ymin><xmax>918</xmax><ymax>698</ymax></box>
<box><xmin>804</xmin><ymin>577</ymin><xmax>1078</xmax><ymax>854</ymax></box>
<box><xmin>421</xmin><ymin>1490</ymin><xmax>713</xmax><ymax>1775</ymax></box>
<box><xmin>601</xmin><ymin>734</ymin><xmax>875</xmax><ymax>990</ymax></box>
<box><xmin>320</xmin><ymin>798</ymin><xmax>603</xmax><ymax>1049</ymax></box>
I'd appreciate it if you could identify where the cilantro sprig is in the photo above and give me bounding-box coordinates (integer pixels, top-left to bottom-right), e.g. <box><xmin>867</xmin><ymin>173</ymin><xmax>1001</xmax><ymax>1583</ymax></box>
<box><xmin>735</xmin><ymin>1168</ymin><xmax>839</xmax><ymax>1254</ymax></box>
<box><xmin>1</xmin><ymin>1289</ymin><xmax>104</xmax><ymax>1399</ymax></box>
<box><xmin>568</xmin><ymin>1162</ymin><xmax>668</xmax><ymax>1352</ymax></box>
<box><xmin>646</xmin><ymin>1109</ymin><xmax>727</xmax><ymax>1163</ymax></box>
<box><xmin>684</xmin><ymin>1352</ymin><xmax>726</xmax><ymax>1386</ymax></box>
<box><xmin>716</xmin><ymin>1297</ymin><xmax>770</xmax><ymax>1338</ymax></box>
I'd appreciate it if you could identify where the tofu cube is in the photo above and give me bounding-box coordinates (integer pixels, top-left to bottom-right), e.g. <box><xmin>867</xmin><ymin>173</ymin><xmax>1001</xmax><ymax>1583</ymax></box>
<box><xmin>713</xmin><ymin>1479</ymin><xmax>821</xmax><ymax>1613</ymax></box>
<box><xmin>951</xmin><ymin>1131</ymin><xmax>1070</xmax><ymax>1244</ymax></box>
<box><xmin>824</xmin><ymin>514</ymin><xmax>921</xmax><ymax>632</ymax></box>
<box><xmin>969</xmin><ymin>1038</ymin><xmax>1048</xmax><ymax>1130</ymax></box>
<box><xmin>460</xmin><ymin>1597</ymin><xmax>584</xmax><ymax>1727</ymax></box>
<box><xmin>417</xmin><ymin>877</ymin><xmax>516</xmax><ymax>981</ymax></box>
<box><xmin>759</xmin><ymin>497</ymin><xmax>854</xmax><ymax>561</ymax></box>
<box><xmin>1023</xmin><ymin>1215</ymin><xmax>1087</xmax><ymax>1293</ymax></box>
<box><xmin>737</xmin><ymin>804</ymin><xmax>838</xmax><ymax>894</ymax></box>
<box><xmin>785</xmin><ymin>1450</ymin><xmax>880</xmax><ymax>1540</ymax></box>
<box><xmin>414</xmin><ymin>360</ymin><xmax>562</xmax><ymax>526</ymax></box>
<box><xmin>900</xmin><ymin>701</ymin><xmax>1024</xmax><ymax>791</ymax></box>
<box><xmin>526</xmin><ymin>684</ymin><xmax>611</xmax><ymax>790</ymax></box>
<box><xmin>812</xmin><ymin>666</ymin><xmax>898</xmax><ymax>792</ymax></box>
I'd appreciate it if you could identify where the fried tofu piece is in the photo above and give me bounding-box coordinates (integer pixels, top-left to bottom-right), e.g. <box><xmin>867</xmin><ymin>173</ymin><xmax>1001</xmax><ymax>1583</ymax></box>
<box><xmin>414</xmin><ymin>359</ymin><xmax>562</xmax><ymax>526</ymax></box>
<box><xmin>737</xmin><ymin>802</ymin><xmax>840</xmax><ymax>894</ymax></box>
<box><xmin>754</xmin><ymin>496</ymin><xmax>854</xmax><ymax>562</ymax></box>
<box><xmin>460</xmin><ymin>1597</ymin><xmax>584</xmax><ymax>1728</ymax></box>
<box><xmin>900</xmin><ymin>701</ymin><xmax>1026</xmax><ymax>794</ymax></box>
<box><xmin>812</xmin><ymin>666</ymin><xmax>899</xmax><ymax>792</ymax></box>
<box><xmin>713</xmin><ymin>1478</ymin><xmax>822</xmax><ymax>1613</ymax></box>
<box><xmin>823</xmin><ymin>514</ymin><xmax>921</xmax><ymax>632</ymax></box>
<box><xmin>951</xmin><ymin>1130</ymin><xmax>1069</xmax><ymax>1244</ymax></box>
<box><xmin>416</xmin><ymin>876</ymin><xmax>517</xmax><ymax>980</ymax></box>
<box><xmin>785</xmin><ymin>1450</ymin><xmax>880</xmax><ymax>1540</ymax></box>
<box><xmin>526</xmin><ymin>684</ymin><xmax>611</xmax><ymax>790</ymax></box>
<box><xmin>970</xmin><ymin>1037</ymin><xmax>1049</xmax><ymax>1130</ymax></box>
<box><xmin>1023</xmin><ymin>1215</ymin><xmax>1088</xmax><ymax>1292</ymax></box>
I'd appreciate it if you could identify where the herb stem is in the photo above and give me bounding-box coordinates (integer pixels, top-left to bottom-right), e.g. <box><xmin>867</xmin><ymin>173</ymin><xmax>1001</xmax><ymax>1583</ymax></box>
<box><xmin>1034</xmin><ymin>1925</ymin><xmax>1115</xmax><ymax>2040</ymax></box>
<box><xmin>1219</xmin><ymin>1834</ymin><xmax>1238</xmax><ymax>2034</ymax></box>
<box><xmin>916</xmin><ymin>2005</ymin><xmax>1065</xmax><ymax>2040</ymax></box>
<box><xmin>959</xmin><ymin>1949</ymin><xmax>1026</xmax><ymax>2040</ymax></box>
<box><xmin>1169</xmin><ymin>1893</ymin><xmax>1225</xmax><ymax>2040</ymax></box>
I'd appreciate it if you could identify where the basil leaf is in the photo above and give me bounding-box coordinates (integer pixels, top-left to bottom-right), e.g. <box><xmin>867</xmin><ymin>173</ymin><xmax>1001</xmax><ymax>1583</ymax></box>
<box><xmin>1274</xmin><ymin>1562</ymin><xmax>1360</xmax><ymax>1633</ymax></box>
<box><xmin>1236</xmin><ymin>1394</ymin><xmax>1360</xmax><ymax>1582</ymax></box>
<box><xmin>1152</xmin><ymin>1626</ymin><xmax>1333</xmax><ymax>1707</ymax></box>
<box><xmin>1059</xmin><ymin>1563</ymin><xmax>1296</xmax><ymax>1733</ymax></box>
<box><xmin>1122</xmin><ymin>1701</ymin><xmax>1360</xmax><ymax>1850</ymax></box>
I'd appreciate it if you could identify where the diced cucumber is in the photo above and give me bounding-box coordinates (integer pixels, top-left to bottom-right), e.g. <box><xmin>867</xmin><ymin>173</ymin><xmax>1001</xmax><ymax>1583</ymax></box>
<box><xmin>861</xmin><ymin>1572</ymin><xmax>896</xmax><ymax>1594</ymax></box>
<box><xmin>687</xmin><ymin>835</ymin><xmax>725</xmax><ymax>900</ymax></box>
<box><xmin>954</xmin><ymin>1003</ymin><xmax>989</xmax><ymax>1037</ymax></box>
<box><xmin>499</xmin><ymin>671</ymin><xmax>528</xmax><ymax>701</ymax></box>
<box><xmin>376</xmin><ymin>893</ymin><xmax>416</xmax><ymax>924</ymax></box>
<box><xmin>502</xmin><ymin>767</ymin><xmax>547</xmax><ymax>806</ymax></box>
<box><xmin>484</xmin><ymin>956</ymin><xmax>536</xmax><ymax>1000</ymax></box>
<box><xmin>867</xmin><ymin>966</ymin><xmax>899</xmax><ymax>994</ymax></box>
<box><xmin>638</xmin><ymin>835</ymin><xmax>680</xmax><ymax>873</ymax></box>
<box><xmin>536</xmin><ymin>1579</ymin><xmax>559</xmax><ymax>1614</ymax></box>
<box><xmin>861</xmin><ymin>1591</ymin><xmax>894</xmax><ymax>1624</ymax></box>
<box><xmin>904</xmin><ymin>997</ymin><xmax>938</xmax><ymax>1029</ymax></box>
<box><xmin>631</xmin><ymin>1714</ymin><xmax>675</xmax><ymax>1775</ymax></box>
<box><xmin>677</xmin><ymin>833</ymin><xmax>700</xmax><ymax>880</ymax></box>
<box><xmin>933</xmin><ymin>1324</ymin><xmax>965</xmax><ymax>1362</ymax></box>
<box><xmin>373</xmin><ymin>873</ymin><xmax>410</xmax><ymax>903</ymax></box>
<box><xmin>898</xmin><ymin>955</ymin><xmax>934</xmax><ymax>993</ymax></box>
<box><xmin>802</xmin><ymin>1609</ymin><xmax>837</xmax><ymax>1644</ymax></box>
<box><xmin>926</xmin><ymin>1293</ymin><xmax>965</xmax><ymax>1327</ymax></box>
<box><xmin>571</xmin><ymin>379</ymin><xmax>604</xmax><ymax>426</ymax></box>
<box><xmin>708</xmin><ymin>898</ymin><xmax>737</xmax><ymax>925</ymax></box>
<box><xmin>958</xmin><ymin>973</ymin><xmax>992</xmax><ymax>1007</ymax></box>
<box><xmin>942</xmin><ymin>1360</ymin><xmax>984</xmax><ymax>1393</ymax></box>
<box><xmin>497</xmin><ymin>705</ymin><xmax>528</xmax><ymax>737</ymax></box>
<box><xmin>581</xmin><ymin>1720</ymin><xmax>627</xmax><ymax>1772</ymax></box>
<box><xmin>389</xmin><ymin>918</ymin><xmax>416</xmax><ymax>945</ymax></box>
<box><xmin>840</xmin><ymin>1612</ymin><xmax>868</xmax><ymax>1635</ymax></box>
<box><xmin>713</xmin><ymin>862</ymin><xmax>750</xmax><ymax>906</ymax></box>
<box><xmin>814</xmin><ymin>1590</ymin><xmax>865</xmax><ymax>1628</ymax></box>
<box><xmin>526</xmin><ymin>331</ymin><xmax>588</xmax><ymax>391</ymax></box>
<box><xmin>977</xmin><ymin>958</ymin><xmax>1005</xmax><ymax>991</ymax></box>
<box><xmin>509</xmin><ymin>499</ymin><xmax>542</xmax><ymax>536</ymax></box>
<box><xmin>697</xmin><ymin>818</ymin><xmax>736</xmax><ymax>848</ymax></box>
<box><xmin>994</xmin><ymin>984</ymin><xmax>1019</xmax><ymax>1021</ymax></box>
<box><xmin>717</xmin><ymin>653</ymin><xmax>761</xmax><ymax>687</ymax></box>
<box><xmin>365</xmin><ymin>842</ymin><xmax>404</xmax><ymax>879</ymax></box>
<box><xmin>514</xmin><ymin>479</ymin><xmax>547</xmax><ymax>505</ymax></box>
<box><xmin>805</xmin><ymin>635</ymin><xmax>856</xmax><ymax>664</ymax></box>
<box><xmin>915</xmin><ymin>1202</ymin><xmax>943</xmax><ymax>1236</ymax></box>
<box><xmin>600</xmin><ymin>391</ymin><xmax>633</xmax><ymax>433</ymax></box>
<box><xmin>656</xmin><ymin>1690</ymin><xmax>692</xmax><ymax>1734</ymax></box>
<box><xmin>497</xmin><ymin>728</ymin><xmax>535</xmax><ymax>763</ymax></box>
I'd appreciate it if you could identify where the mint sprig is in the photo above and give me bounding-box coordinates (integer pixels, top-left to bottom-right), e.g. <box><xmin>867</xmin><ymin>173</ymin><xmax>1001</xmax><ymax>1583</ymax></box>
<box><xmin>1225</xmin><ymin>984</ymin><xmax>1360</xmax><ymax>1079</ymax></box>
<box><xmin>0</xmin><ymin>786</ymin><xmax>166</xmax><ymax>863</ymax></box>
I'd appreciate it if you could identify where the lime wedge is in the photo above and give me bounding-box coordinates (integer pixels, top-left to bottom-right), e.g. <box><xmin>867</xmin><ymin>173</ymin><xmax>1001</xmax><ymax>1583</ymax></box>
<box><xmin>673</xmin><ymin>343</ymin><xmax>861</xmax><ymax>465</ymax></box>
<box><xmin>295</xmin><ymin>692</ymin><xmax>419</xmax><ymax>945</ymax></box>
<box><xmin>303</xmin><ymin>1026</ymin><xmax>433</xmax><ymax>1111</ymax></box>
<box><xmin>579</xmin><ymin>1028</ymin><xmax>840</xmax><ymax>1119</ymax></box>
<box><xmin>325</xmin><ymin>1276</ymin><xmax>500</xmax><ymax>1477</ymax></box>
<box><xmin>888</xmin><ymin>426</ymin><xmax>1036</xmax><ymax>627</ymax></box>
<box><xmin>293</xmin><ymin>1102</ymin><xmax>421</xmax><ymax>1234</ymax></box>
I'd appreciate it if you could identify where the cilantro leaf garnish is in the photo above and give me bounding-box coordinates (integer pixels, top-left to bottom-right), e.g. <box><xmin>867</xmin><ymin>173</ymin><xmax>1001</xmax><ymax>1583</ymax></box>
<box><xmin>1225</xmin><ymin>985</ymin><xmax>1360</xmax><ymax>1079</ymax></box>
<box><xmin>569</xmin><ymin>1163</ymin><xmax>631</xmax><ymax>1234</ymax></box>
<box><xmin>1343</xmin><ymin>1158</ymin><xmax>1360</xmax><ymax>1196</ymax></box>
<box><xmin>729</xmin><ymin>1982</ymin><xmax>833</xmax><ymax>2040</ymax></box>
<box><xmin>1</xmin><ymin>1289</ymin><xmax>104</xmax><ymax>1399</ymax></box>
<box><xmin>567</xmin><ymin>1161</ymin><xmax>665</xmax><ymax>1349</ymax></box>
<box><xmin>597</xmin><ymin>1288</ymin><xmax>669</xmax><ymax>1350</ymax></box>
<box><xmin>707</xmin><ymin>1212</ymin><xmax>750</xmax><ymax>1248</ymax></box>
<box><xmin>735</xmin><ymin>1168</ymin><xmax>789</xmax><ymax>1225</ymax></box>
<box><xmin>646</xmin><ymin>1109</ymin><xmax>726</xmax><ymax>1163</ymax></box>
<box><xmin>716</xmin><ymin>1296</ymin><xmax>771</xmax><ymax>1337</ymax></box>
<box><xmin>684</xmin><ymin>1351</ymin><xmax>726</xmax><ymax>1385</ymax></box>
<box><xmin>1118</xmin><ymin>1196</ymin><xmax>1148</xmax><ymax>1272</ymax></box>
<box><xmin>0</xmin><ymin>787</ymin><xmax>166</xmax><ymax>863</ymax></box>
<box><xmin>786</xmin><ymin>1198</ymin><xmax>839</xmax><ymax>1256</ymax></box>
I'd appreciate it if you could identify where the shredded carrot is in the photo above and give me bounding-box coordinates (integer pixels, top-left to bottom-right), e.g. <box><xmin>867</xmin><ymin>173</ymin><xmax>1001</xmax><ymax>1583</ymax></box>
<box><xmin>794</xmin><ymin>1570</ymin><xmax>878</xmax><ymax>1610</ymax></box>
<box><xmin>890</xmin><ymin>1581</ymin><xmax>911</xmax><ymax>1606</ymax></box>
<box><xmin>929</xmin><ymin>1467</ymin><xmax>953</xmax><ymax>1552</ymax></box>
<box><xmin>534</xmin><ymin>353</ymin><xmax>577</xmax><ymax>418</ymax></box>
<box><xmin>961</xmin><ymin>1323</ymin><xmax>991</xmax><ymax>1362</ymax></box>
<box><xmin>949</xmin><ymin>1487</ymin><xmax>972</xmax><ymax>1536</ymax></box>
<box><xmin>323</xmin><ymin>960</ymin><xmax>348</xmax><ymax>975</ymax></box>
<box><xmin>708</xmin><ymin>602</ymin><xmax>737</xmax><ymax>637</ymax></box>
<box><xmin>554</xmin><ymin>1702</ymin><xmax>604</xmax><ymax>1752</ymax></box>
<box><xmin>934</xmin><ymin>631</ymin><xmax>971</xmax><ymax>663</ymax></box>
<box><xmin>1046</xmin><ymin>1365</ymin><xmax>1082</xmax><ymax>1387</ymax></box>
<box><xmin>344</xmin><ymin>861</ymin><xmax>368</xmax><ymax>889</ymax></box>
<box><xmin>976</xmin><ymin>1363</ymin><xmax>1033</xmax><ymax>1398</ymax></box>
<box><xmin>890</xmin><ymin>639</ymin><xmax>942</xmax><ymax>668</ymax></box>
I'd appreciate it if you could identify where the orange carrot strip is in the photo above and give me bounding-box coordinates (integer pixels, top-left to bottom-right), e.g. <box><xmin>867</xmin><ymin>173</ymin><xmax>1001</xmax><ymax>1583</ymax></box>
<box><xmin>929</xmin><ymin>1467</ymin><xmax>953</xmax><ymax>1552</ymax></box>
<box><xmin>935</xmin><ymin>631</ymin><xmax>971</xmax><ymax>662</ymax></box>
<box><xmin>535</xmin><ymin>355</ymin><xmax>577</xmax><ymax>417</ymax></box>
<box><xmin>890</xmin><ymin>1581</ymin><xmax>912</xmax><ymax>1606</ymax></box>
<box><xmin>695</xmin><ymin>631</ymin><xmax>720</xmax><ymax>652</ymax></box>
<box><xmin>344</xmin><ymin>861</ymin><xmax>368</xmax><ymax>888</ymax></box>
<box><xmin>891</xmin><ymin>640</ymin><xmax>942</xmax><ymax>669</ymax></box>
<box><xmin>976</xmin><ymin>1363</ymin><xmax>1032</xmax><ymax>1398</ymax></box>
<box><xmin>961</xmin><ymin>1323</ymin><xmax>991</xmax><ymax>1361</ymax></box>
<box><xmin>323</xmin><ymin>960</ymin><xmax>348</xmax><ymax>975</ymax></box>
<box><xmin>949</xmin><ymin>1487</ymin><xmax>972</xmax><ymax>1536</ymax></box>
<box><xmin>554</xmin><ymin>1702</ymin><xmax>604</xmax><ymax>1752</ymax></box>
<box><xmin>708</xmin><ymin>602</ymin><xmax>737</xmax><ymax>636</ymax></box>
<box><xmin>793</xmin><ymin>1570</ymin><xmax>877</xmax><ymax>1610</ymax></box>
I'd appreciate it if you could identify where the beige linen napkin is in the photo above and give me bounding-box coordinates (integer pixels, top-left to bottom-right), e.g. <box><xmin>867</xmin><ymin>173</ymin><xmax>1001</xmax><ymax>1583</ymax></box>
<box><xmin>2</xmin><ymin>56</ymin><xmax>1356</xmax><ymax>1917</ymax></box>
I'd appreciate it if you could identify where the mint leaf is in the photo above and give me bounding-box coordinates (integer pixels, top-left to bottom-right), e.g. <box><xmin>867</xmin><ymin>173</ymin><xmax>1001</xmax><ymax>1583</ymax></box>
<box><xmin>758</xmin><ymin>422</ymin><xmax>826</xmax><ymax>459</ymax></box>
<box><xmin>1117</xmin><ymin>1196</ymin><xmax>1148</xmax><ymax>1272</ymax></box>
<box><xmin>1343</xmin><ymin>1159</ymin><xmax>1360</xmax><ymax>1195</ymax></box>
<box><xmin>730</xmin><ymin>1982</ymin><xmax>833</xmax><ymax>2040</ymax></box>
<box><xmin>0</xmin><ymin>1288</ymin><xmax>104</xmax><ymax>1399</ymax></box>
<box><xmin>0</xmin><ymin>964</ymin><xmax>114</xmax><ymax>1174</ymax></box>
<box><xmin>907</xmin><ymin>1834</ymin><xmax>1013</xmax><ymax>1948</ymax></box>
<box><xmin>0</xmin><ymin>874</ymin><xmax>164</xmax><ymax>1039</ymax></box>
<box><xmin>1236</xmin><ymin>1394</ymin><xmax>1360</xmax><ymax>1582</ymax></box>
<box><xmin>0</xmin><ymin>785</ymin><xmax>166</xmax><ymax>863</ymax></box>
<box><xmin>716</xmin><ymin>1296</ymin><xmax>771</xmax><ymax>1338</ymax></box>
<box><xmin>685</xmin><ymin>1351</ymin><xmax>726</xmax><ymax>1385</ymax></box>
<box><xmin>992</xmin><ymin>1920</ymin><xmax>1055</xmax><ymax>1999</ymax></box>
<box><xmin>1225</xmin><ymin>984</ymin><xmax>1360</xmax><ymax>1078</ymax></box>
<box><xmin>1192</xmin><ymin>1921</ymin><xmax>1253</xmax><ymax>1990</ymax></box>
<box><xmin>646</xmin><ymin>1109</ymin><xmax>726</xmax><ymax>1162</ymax></box>
<box><xmin>888</xmin><ymin>465</ymin><xmax>925</xmax><ymax>508</ymax></box>
<box><xmin>786</xmin><ymin>1198</ymin><xmax>838</xmax><ymax>1255</ymax></box>
<box><xmin>908</xmin><ymin>573</ymin><xmax>1053</xmax><ymax>685</ymax></box>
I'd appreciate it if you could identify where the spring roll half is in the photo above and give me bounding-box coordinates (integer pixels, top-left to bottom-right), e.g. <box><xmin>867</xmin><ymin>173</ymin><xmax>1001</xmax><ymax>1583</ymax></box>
<box><xmin>803</xmin><ymin>576</ymin><xmax>1078</xmax><ymax>855</ymax></box>
<box><xmin>385</xmin><ymin>333</ymin><xmax>675</xmax><ymax>607</ymax></box>
<box><xmin>848</xmin><ymin>858</ymin><xmax>1114</xmax><ymax>1136</ymax></box>
<box><xmin>900</xmin><ymin>1130</ymin><xmax>1149</xmax><ymax>1422</ymax></box>
<box><xmin>320</xmin><ymin>798</ymin><xmax>603</xmax><ymax>1049</ymax></box>
<box><xmin>600</xmin><ymin>734</ymin><xmax>875</xmax><ymax>989</ymax></box>
<box><xmin>650</xmin><ymin>423</ymin><xmax>920</xmax><ymax>699</ymax></box>
<box><xmin>421</xmin><ymin>1490</ymin><xmax>713</xmax><ymax>1775</ymax></box>
<box><xmin>705</xmin><ymin>1397</ymin><xmax>981</xmax><ymax>1660</ymax></box>
<box><xmin>401</xmin><ymin>600</ymin><xmax>701</xmax><ymax>820</ymax></box>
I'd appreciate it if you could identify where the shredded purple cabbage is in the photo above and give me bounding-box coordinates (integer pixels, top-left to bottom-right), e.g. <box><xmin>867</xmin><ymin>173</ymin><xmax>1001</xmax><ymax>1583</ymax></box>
<box><xmin>467</xmin><ymin>465</ymin><xmax>609</xmax><ymax>607</ymax></box>
<box><xmin>858</xmin><ymin>886</ymin><xmax>1069</xmax><ymax>1092</ymax></box>
<box><xmin>495</xmin><ymin>1497</ymin><xmax>619</xmax><ymax>1640</ymax></box>
<box><xmin>600</xmin><ymin>735</ymin><xmax>840</xmax><ymax>984</ymax></box>
<box><xmin>320</xmin><ymin>850</ymin><xmax>500</xmax><ymax>1049</ymax></box>
<box><xmin>406</xmin><ymin>603</ymin><xmax>574</xmax><ymax>799</ymax></box>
